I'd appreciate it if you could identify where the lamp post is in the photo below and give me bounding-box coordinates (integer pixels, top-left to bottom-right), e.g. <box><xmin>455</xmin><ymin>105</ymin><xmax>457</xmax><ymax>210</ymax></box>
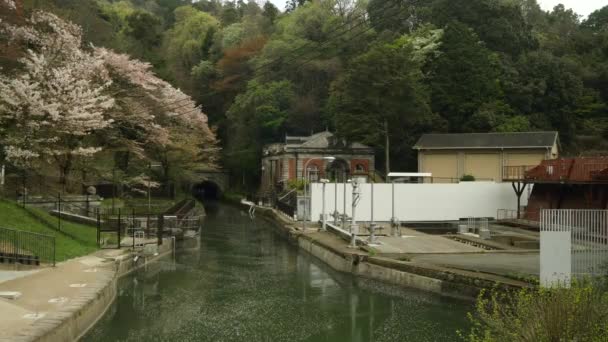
<box><xmin>302</xmin><ymin>156</ymin><xmax>335</xmax><ymax>231</ymax></box>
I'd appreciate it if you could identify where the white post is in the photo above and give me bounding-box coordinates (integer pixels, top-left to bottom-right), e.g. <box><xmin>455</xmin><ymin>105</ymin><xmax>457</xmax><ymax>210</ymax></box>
<box><xmin>322</xmin><ymin>181</ymin><xmax>326</xmax><ymax>231</ymax></box>
<box><xmin>342</xmin><ymin>176</ymin><xmax>347</xmax><ymax>230</ymax></box>
<box><xmin>334</xmin><ymin>180</ymin><xmax>338</xmax><ymax>225</ymax></box>
<box><xmin>350</xmin><ymin>179</ymin><xmax>361</xmax><ymax>248</ymax></box>
<box><xmin>303</xmin><ymin>166</ymin><xmax>308</xmax><ymax>231</ymax></box>
<box><xmin>0</xmin><ymin>164</ymin><xmax>4</xmax><ymax>186</ymax></box>
<box><xmin>391</xmin><ymin>181</ymin><xmax>399</xmax><ymax>237</ymax></box>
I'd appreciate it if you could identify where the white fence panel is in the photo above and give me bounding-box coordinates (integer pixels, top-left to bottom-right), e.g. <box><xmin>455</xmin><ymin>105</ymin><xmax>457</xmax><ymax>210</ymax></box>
<box><xmin>309</xmin><ymin>182</ymin><xmax>525</xmax><ymax>222</ymax></box>
<box><xmin>540</xmin><ymin>209</ymin><xmax>608</xmax><ymax>287</ymax></box>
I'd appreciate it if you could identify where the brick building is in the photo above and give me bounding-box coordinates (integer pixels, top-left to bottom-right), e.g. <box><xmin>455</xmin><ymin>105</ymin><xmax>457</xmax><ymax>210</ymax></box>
<box><xmin>261</xmin><ymin>131</ymin><xmax>375</xmax><ymax>191</ymax></box>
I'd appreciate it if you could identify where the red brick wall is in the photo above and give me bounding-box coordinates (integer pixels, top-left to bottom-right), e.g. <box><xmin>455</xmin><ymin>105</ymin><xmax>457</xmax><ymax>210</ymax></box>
<box><xmin>288</xmin><ymin>158</ymin><xmax>296</xmax><ymax>180</ymax></box>
<box><xmin>302</xmin><ymin>158</ymin><xmax>326</xmax><ymax>178</ymax></box>
<box><xmin>350</xmin><ymin>159</ymin><xmax>370</xmax><ymax>174</ymax></box>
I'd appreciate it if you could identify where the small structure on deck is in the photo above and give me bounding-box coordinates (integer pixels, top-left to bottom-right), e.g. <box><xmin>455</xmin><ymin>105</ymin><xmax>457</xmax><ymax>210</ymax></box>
<box><xmin>414</xmin><ymin>132</ymin><xmax>560</xmax><ymax>183</ymax></box>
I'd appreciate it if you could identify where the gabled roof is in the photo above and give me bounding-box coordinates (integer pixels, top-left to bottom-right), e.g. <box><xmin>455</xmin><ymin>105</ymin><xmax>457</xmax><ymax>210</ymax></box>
<box><xmin>285</xmin><ymin>131</ymin><xmax>371</xmax><ymax>150</ymax></box>
<box><xmin>413</xmin><ymin>132</ymin><xmax>559</xmax><ymax>150</ymax></box>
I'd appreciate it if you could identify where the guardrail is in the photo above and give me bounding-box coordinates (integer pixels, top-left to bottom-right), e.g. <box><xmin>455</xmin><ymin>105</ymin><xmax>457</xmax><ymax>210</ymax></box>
<box><xmin>497</xmin><ymin>209</ymin><xmax>540</xmax><ymax>226</ymax></box>
<box><xmin>0</xmin><ymin>227</ymin><xmax>55</xmax><ymax>266</ymax></box>
<box><xmin>502</xmin><ymin>165</ymin><xmax>537</xmax><ymax>181</ymax></box>
<box><xmin>276</xmin><ymin>200</ymin><xmax>296</xmax><ymax>218</ymax></box>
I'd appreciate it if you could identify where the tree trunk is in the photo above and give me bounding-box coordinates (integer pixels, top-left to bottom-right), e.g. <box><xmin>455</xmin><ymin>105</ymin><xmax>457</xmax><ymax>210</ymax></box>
<box><xmin>58</xmin><ymin>154</ymin><xmax>73</xmax><ymax>191</ymax></box>
<box><xmin>384</xmin><ymin>119</ymin><xmax>390</xmax><ymax>174</ymax></box>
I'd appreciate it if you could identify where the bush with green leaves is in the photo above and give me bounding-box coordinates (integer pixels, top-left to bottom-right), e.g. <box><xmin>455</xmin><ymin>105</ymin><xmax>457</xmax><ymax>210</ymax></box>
<box><xmin>461</xmin><ymin>174</ymin><xmax>476</xmax><ymax>181</ymax></box>
<box><xmin>286</xmin><ymin>179</ymin><xmax>307</xmax><ymax>191</ymax></box>
<box><xmin>461</xmin><ymin>281</ymin><xmax>608</xmax><ymax>342</ymax></box>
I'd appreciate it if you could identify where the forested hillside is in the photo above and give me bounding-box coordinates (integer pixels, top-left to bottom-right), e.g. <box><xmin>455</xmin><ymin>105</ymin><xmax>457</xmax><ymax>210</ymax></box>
<box><xmin>11</xmin><ymin>0</ymin><xmax>608</xmax><ymax>186</ymax></box>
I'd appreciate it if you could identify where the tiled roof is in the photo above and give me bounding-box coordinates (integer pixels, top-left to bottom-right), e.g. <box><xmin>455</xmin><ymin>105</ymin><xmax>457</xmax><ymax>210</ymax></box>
<box><xmin>285</xmin><ymin>131</ymin><xmax>371</xmax><ymax>150</ymax></box>
<box><xmin>526</xmin><ymin>157</ymin><xmax>608</xmax><ymax>183</ymax></box>
<box><xmin>413</xmin><ymin>132</ymin><xmax>559</xmax><ymax>150</ymax></box>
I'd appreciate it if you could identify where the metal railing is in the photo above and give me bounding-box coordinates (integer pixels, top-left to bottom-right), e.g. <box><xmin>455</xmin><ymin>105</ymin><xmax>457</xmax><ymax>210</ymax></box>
<box><xmin>541</xmin><ymin>209</ymin><xmax>608</xmax><ymax>278</ymax></box>
<box><xmin>497</xmin><ymin>209</ymin><xmax>540</xmax><ymax>225</ymax></box>
<box><xmin>502</xmin><ymin>165</ymin><xmax>537</xmax><ymax>181</ymax></box>
<box><xmin>276</xmin><ymin>200</ymin><xmax>296</xmax><ymax>218</ymax></box>
<box><xmin>0</xmin><ymin>227</ymin><xmax>55</xmax><ymax>266</ymax></box>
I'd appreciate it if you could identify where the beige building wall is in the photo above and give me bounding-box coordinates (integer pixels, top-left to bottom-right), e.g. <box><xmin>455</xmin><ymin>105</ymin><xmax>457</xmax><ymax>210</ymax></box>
<box><xmin>504</xmin><ymin>152</ymin><xmax>546</xmax><ymax>167</ymax></box>
<box><xmin>418</xmin><ymin>143</ymin><xmax>558</xmax><ymax>182</ymax></box>
<box><xmin>419</xmin><ymin>152</ymin><xmax>459</xmax><ymax>182</ymax></box>
<box><xmin>464</xmin><ymin>153</ymin><xmax>501</xmax><ymax>181</ymax></box>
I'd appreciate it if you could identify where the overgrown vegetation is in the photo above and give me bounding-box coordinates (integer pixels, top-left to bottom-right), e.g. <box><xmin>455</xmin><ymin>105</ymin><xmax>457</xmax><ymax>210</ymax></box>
<box><xmin>462</xmin><ymin>281</ymin><xmax>608</xmax><ymax>342</ymax></box>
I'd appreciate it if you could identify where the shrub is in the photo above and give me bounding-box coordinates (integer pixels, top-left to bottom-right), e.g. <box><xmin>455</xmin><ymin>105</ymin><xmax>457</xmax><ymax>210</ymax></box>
<box><xmin>287</xmin><ymin>179</ymin><xmax>307</xmax><ymax>191</ymax></box>
<box><xmin>461</xmin><ymin>174</ymin><xmax>476</xmax><ymax>181</ymax></box>
<box><xmin>461</xmin><ymin>281</ymin><xmax>608</xmax><ymax>342</ymax></box>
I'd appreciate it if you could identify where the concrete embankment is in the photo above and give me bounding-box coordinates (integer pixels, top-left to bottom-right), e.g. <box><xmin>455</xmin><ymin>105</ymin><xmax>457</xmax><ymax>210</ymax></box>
<box><xmin>0</xmin><ymin>241</ymin><xmax>174</xmax><ymax>342</ymax></box>
<box><xmin>244</xmin><ymin>203</ymin><xmax>529</xmax><ymax>300</ymax></box>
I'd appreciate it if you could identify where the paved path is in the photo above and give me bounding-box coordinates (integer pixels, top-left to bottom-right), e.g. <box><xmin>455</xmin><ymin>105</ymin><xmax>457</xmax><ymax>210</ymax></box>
<box><xmin>0</xmin><ymin>269</ymin><xmax>40</xmax><ymax>284</ymax></box>
<box><xmin>0</xmin><ymin>250</ymin><xmax>124</xmax><ymax>339</ymax></box>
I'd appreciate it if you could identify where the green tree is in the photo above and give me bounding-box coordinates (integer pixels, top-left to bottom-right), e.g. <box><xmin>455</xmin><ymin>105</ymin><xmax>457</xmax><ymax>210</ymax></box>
<box><xmin>162</xmin><ymin>5</ymin><xmax>219</xmax><ymax>89</ymax></box>
<box><xmin>331</xmin><ymin>41</ymin><xmax>431</xmax><ymax>173</ymax></box>
<box><xmin>262</xmin><ymin>1</ymin><xmax>279</xmax><ymax>24</ymax></box>
<box><xmin>428</xmin><ymin>21</ymin><xmax>502</xmax><ymax>131</ymax></box>
<box><xmin>225</xmin><ymin>81</ymin><xmax>295</xmax><ymax>182</ymax></box>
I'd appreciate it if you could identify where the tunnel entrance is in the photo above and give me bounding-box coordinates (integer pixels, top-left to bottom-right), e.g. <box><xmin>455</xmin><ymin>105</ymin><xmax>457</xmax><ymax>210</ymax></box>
<box><xmin>193</xmin><ymin>181</ymin><xmax>222</xmax><ymax>200</ymax></box>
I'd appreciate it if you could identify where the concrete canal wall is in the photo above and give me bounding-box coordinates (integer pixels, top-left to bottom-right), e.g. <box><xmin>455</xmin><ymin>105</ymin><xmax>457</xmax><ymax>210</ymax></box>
<box><xmin>246</xmin><ymin>203</ymin><xmax>526</xmax><ymax>301</ymax></box>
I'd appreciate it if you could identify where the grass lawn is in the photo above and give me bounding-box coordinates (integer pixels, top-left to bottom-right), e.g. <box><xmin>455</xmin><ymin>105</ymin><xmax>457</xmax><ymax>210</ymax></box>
<box><xmin>101</xmin><ymin>194</ymin><xmax>186</xmax><ymax>215</ymax></box>
<box><xmin>0</xmin><ymin>200</ymin><xmax>98</xmax><ymax>261</ymax></box>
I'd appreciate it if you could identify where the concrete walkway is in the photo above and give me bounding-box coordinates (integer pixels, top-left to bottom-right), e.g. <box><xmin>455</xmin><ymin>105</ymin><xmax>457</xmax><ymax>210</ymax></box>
<box><xmin>410</xmin><ymin>252</ymin><xmax>539</xmax><ymax>277</ymax></box>
<box><xmin>373</xmin><ymin>228</ymin><xmax>484</xmax><ymax>254</ymax></box>
<box><xmin>0</xmin><ymin>250</ymin><xmax>123</xmax><ymax>340</ymax></box>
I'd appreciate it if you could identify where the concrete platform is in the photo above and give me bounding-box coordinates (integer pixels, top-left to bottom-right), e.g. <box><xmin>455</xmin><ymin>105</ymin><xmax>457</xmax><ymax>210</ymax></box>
<box><xmin>372</xmin><ymin>228</ymin><xmax>483</xmax><ymax>254</ymax></box>
<box><xmin>410</xmin><ymin>252</ymin><xmax>539</xmax><ymax>277</ymax></box>
<box><xmin>0</xmin><ymin>251</ymin><xmax>118</xmax><ymax>339</ymax></box>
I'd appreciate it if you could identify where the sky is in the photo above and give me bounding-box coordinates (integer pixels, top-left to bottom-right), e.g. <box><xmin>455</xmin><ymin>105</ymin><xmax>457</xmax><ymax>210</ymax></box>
<box><xmin>268</xmin><ymin>0</ymin><xmax>605</xmax><ymax>18</ymax></box>
<box><xmin>537</xmin><ymin>0</ymin><xmax>604</xmax><ymax>17</ymax></box>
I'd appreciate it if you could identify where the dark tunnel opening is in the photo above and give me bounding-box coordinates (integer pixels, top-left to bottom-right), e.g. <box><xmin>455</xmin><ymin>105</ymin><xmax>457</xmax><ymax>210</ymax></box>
<box><xmin>193</xmin><ymin>181</ymin><xmax>221</xmax><ymax>200</ymax></box>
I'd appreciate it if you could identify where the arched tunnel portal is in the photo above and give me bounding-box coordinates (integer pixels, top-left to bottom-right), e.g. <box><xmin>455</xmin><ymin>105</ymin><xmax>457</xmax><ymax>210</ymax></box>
<box><xmin>193</xmin><ymin>180</ymin><xmax>222</xmax><ymax>200</ymax></box>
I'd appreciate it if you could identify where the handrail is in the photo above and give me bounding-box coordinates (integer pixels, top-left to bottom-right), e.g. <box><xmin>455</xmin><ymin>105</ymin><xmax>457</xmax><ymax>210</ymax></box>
<box><xmin>278</xmin><ymin>188</ymin><xmax>297</xmax><ymax>202</ymax></box>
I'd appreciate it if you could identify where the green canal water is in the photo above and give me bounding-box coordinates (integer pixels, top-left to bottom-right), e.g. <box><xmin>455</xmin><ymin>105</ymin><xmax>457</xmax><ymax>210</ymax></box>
<box><xmin>85</xmin><ymin>203</ymin><xmax>471</xmax><ymax>341</ymax></box>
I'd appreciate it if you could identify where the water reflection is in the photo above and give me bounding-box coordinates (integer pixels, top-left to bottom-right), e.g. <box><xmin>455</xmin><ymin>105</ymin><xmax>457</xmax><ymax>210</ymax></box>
<box><xmin>85</xmin><ymin>203</ymin><xmax>470</xmax><ymax>342</ymax></box>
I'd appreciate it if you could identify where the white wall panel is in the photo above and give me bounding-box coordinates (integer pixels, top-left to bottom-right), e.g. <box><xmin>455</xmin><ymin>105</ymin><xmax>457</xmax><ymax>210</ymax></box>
<box><xmin>309</xmin><ymin>182</ymin><xmax>527</xmax><ymax>222</ymax></box>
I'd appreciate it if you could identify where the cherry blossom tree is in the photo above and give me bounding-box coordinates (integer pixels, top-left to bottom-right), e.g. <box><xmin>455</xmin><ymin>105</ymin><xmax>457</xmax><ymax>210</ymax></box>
<box><xmin>96</xmin><ymin>48</ymin><xmax>218</xmax><ymax>184</ymax></box>
<box><xmin>0</xmin><ymin>10</ymin><xmax>114</xmax><ymax>185</ymax></box>
<box><xmin>0</xmin><ymin>7</ymin><xmax>218</xmax><ymax>191</ymax></box>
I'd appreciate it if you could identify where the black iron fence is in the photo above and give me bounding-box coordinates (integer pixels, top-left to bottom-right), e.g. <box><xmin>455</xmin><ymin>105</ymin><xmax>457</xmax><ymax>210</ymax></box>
<box><xmin>276</xmin><ymin>200</ymin><xmax>296</xmax><ymax>218</ymax></box>
<box><xmin>0</xmin><ymin>227</ymin><xmax>55</xmax><ymax>266</ymax></box>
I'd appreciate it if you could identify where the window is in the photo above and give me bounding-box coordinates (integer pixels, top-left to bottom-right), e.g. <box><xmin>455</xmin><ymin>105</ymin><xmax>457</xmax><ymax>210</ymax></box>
<box><xmin>354</xmin><ymin>163</ymin><xmax>366</xmax><ymax>173</ymax></box>
<box><xmin>307</xmin><ymin>165</ymin><xmax>319</xmax><ymax>182</ymax></box>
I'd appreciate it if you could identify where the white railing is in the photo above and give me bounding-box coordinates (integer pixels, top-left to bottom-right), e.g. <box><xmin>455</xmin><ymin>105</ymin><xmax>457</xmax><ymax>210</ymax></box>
<box><xmin>540</xmin><ymin>209</ymin><xmax>608</xmax><ymax>287</ymax></box>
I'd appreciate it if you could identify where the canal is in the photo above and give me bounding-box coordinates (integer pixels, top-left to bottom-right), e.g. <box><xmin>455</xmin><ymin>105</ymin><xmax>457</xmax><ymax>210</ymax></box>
<box><xmin>85</xmin><ymin>202</ymin><xmax>471</xmax><ymax>341</ymax></box>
